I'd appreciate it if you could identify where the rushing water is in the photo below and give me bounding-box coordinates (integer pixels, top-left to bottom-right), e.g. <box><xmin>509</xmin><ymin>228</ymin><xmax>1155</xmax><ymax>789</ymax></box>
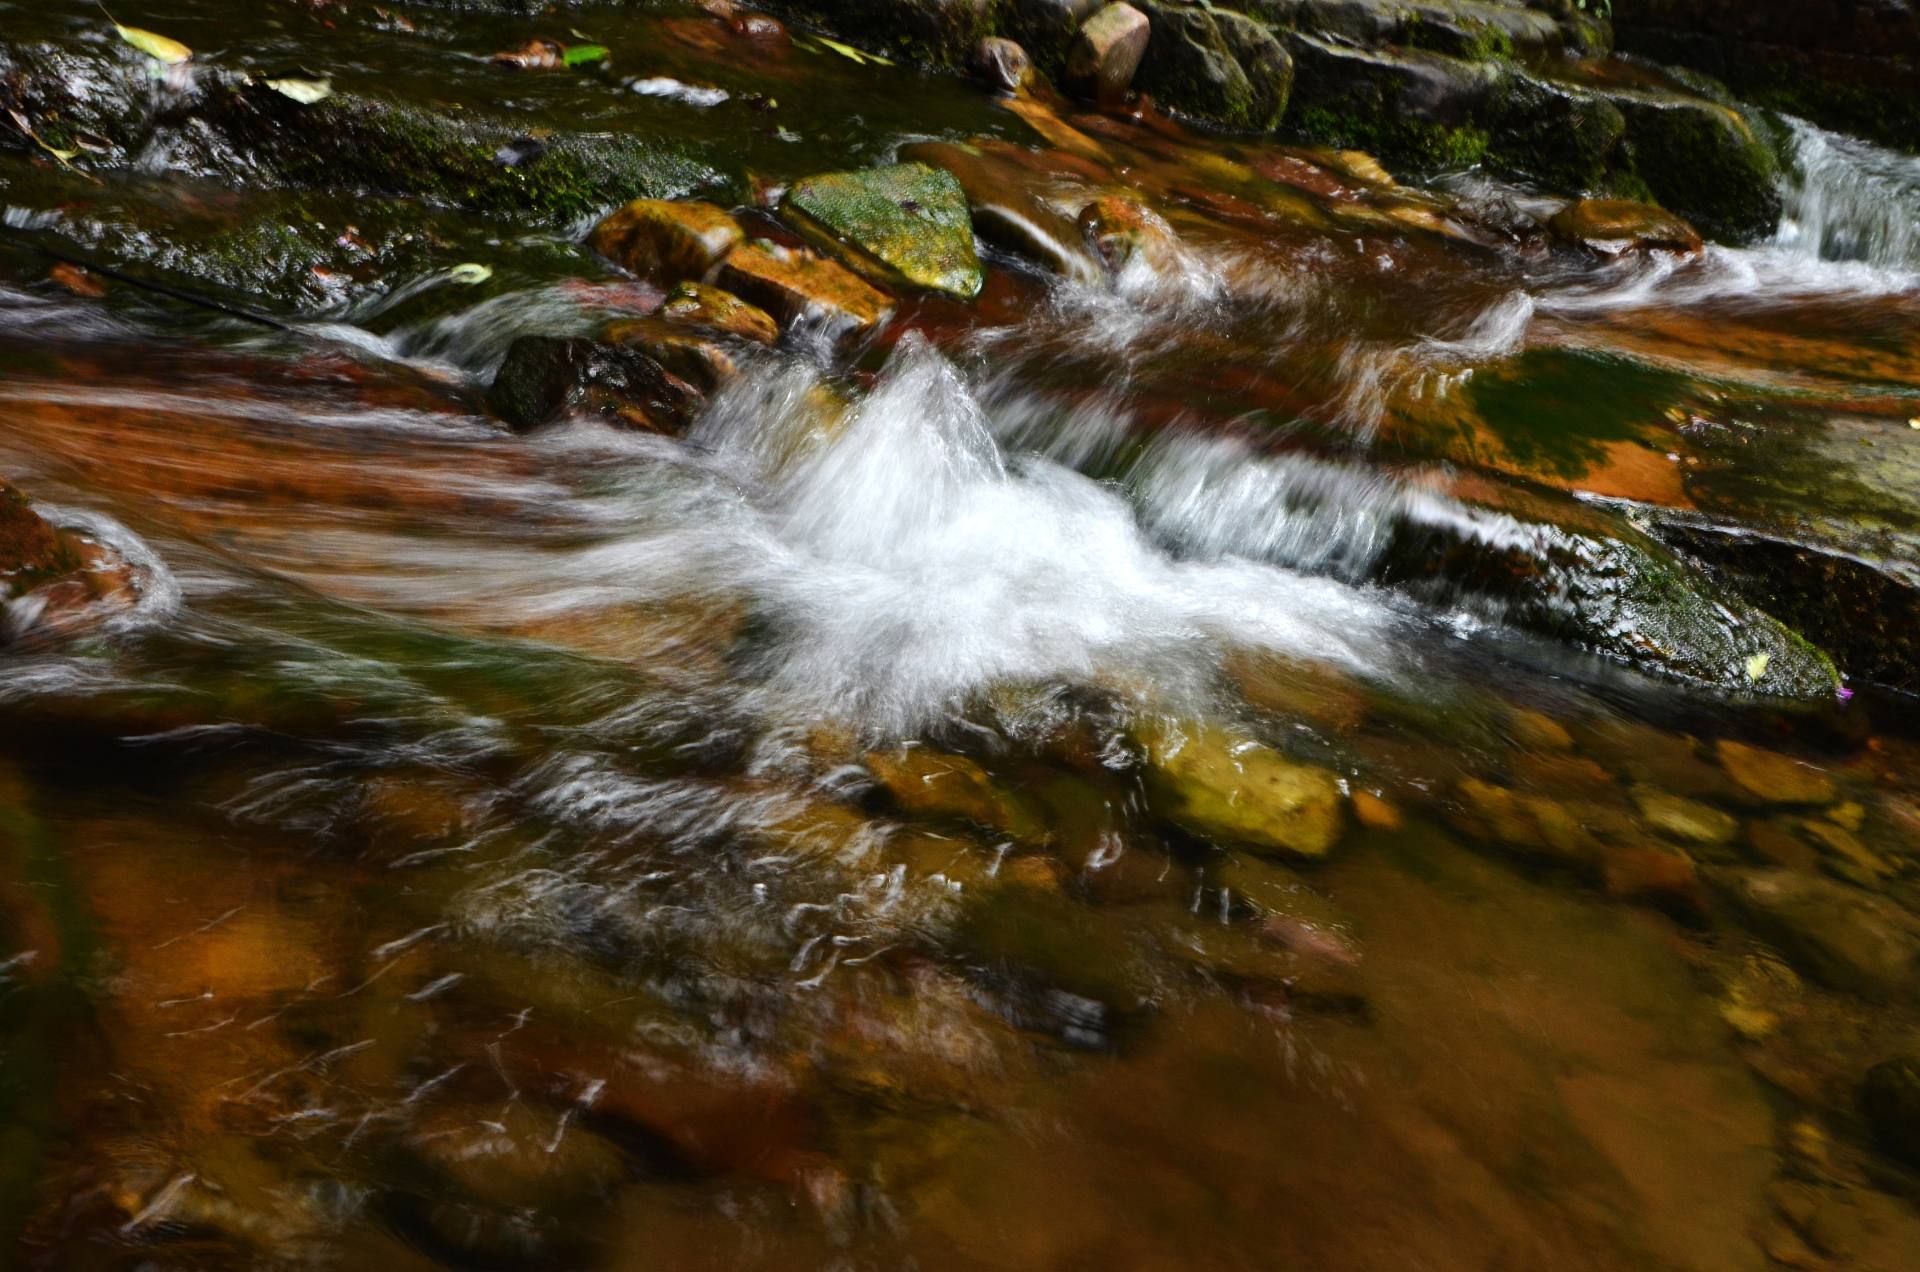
<box><xmin>4</xmin><ymin>3</ymin><xmax>1920</xmax><ymax>1268</ymax></box>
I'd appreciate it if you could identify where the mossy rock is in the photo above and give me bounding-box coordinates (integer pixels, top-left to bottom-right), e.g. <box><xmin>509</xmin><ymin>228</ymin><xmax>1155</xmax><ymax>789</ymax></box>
<box><xmin>1284</xmin><ymin>32</ymin><xmax>1499</xmax><ymax>170</ymax></box>
<box><xmin>1130</xmin><ymin>1</ymin><xmax>1295</xmax><ymax>132</ymax></box>
<box><xmin>1601</xmin><ymin>87</ymin><xmax>1783</xmax><ymax>243</ymax></box>
<box><xmin>197</xmin><ymin>79</ymin><xmax>716</xmax><ymax>227</ymax></box>
<box><xmin>1001</xmin><ymin>0</ymin><xmax>1108</xmax><ymax>74</ymax></box>
<box><xmin>780</xmin><ymin>163</ymin><xmax>983</xmax><ymax>299</ymax></box>
<box><xmin>762</xmin><ymin>0</ymin><xmax>998</xmax><ymax>68</ymax></box>
<box><xmin>1483</xmin><ymin>70</ymin><xmax>1625</xmax><ymax>193</ymax></box>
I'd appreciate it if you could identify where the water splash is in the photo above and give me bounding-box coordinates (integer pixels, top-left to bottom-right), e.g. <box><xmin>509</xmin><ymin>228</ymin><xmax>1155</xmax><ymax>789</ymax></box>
<box><xmin>1776</xmin><ymin>116</ymin><xmax>1920</xmax><ymax>270</ymax></box>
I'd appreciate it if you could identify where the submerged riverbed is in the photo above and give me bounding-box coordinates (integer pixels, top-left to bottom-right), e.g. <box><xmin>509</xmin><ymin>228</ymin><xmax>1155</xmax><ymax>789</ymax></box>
<box><xmin>4</xmin><ymin>1</ymin><xmax>1920</xmax><ymax>1268</ymax></box>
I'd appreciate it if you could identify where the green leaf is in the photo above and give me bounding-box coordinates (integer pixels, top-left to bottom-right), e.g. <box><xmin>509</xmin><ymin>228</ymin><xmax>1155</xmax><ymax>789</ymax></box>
<box><xmin>814</xmin><ymin>36</ymin><xmax>870</xmax><ymax>65</ymax></box>
<box><xmin>115</xmin><ymin>24</ymin><xmax>191</xmax><ymax>65</ymax></box>
<box><xmin>264</xmin><ymin>77</ymin><xmax>332</xmax><ymax>104</ymax></box>
<box><xmin>562</xmin><ymin>44</ymin><xmax>608</xmax><ymax>67</ymax></box>
<box><xmin>447</xmin><ymin>263</ymin><xmax>493</xmax><ymax>285</ymax></box>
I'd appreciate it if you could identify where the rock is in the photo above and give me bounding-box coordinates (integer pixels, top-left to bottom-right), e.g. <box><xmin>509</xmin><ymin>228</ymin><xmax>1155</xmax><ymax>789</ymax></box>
<box><xmin>1290</xmin><ymin>0</ymin><xmax>1589</xmax><ymax>60</ymax></box>
<box><xmin>601</xmin><ymin>317</ymin><xmax>740</xmax><ymax>391</ymax></box>
<box><xmin>1656</xmin><ymin>521</ymin><xmax>1920</xmax><ymax>697</ymax></box>
<box><xmin>713</xmin><ymin>240</ymin><xmax>894</xmax><ymax>335</ymax></box>
<box><xmin>899</xmin><ymin>139</ymin><xmax>1104</xmax><ymax>282</ymax></box>
<box><xmin>1077</xmin><ymin>194</ymin><xmax>1179</xmax><ymax>276</ymax></box>
<box><xmin>1858</xmin><ymin>1056</ymin><xmax>1920</xmax><ymax>1169</ymax></box>
<box><xmin>1454</xmin><ymin>778</ymin><xmax>1605</xmax><ymax>866</ymax></box>
<box><xmin>1715</xmin><ymin>739</ymin><xmax>1837</xmax><ymax>807</ymax></box>
<box><xmin>1548</xmin><ymin>198</ymin><xmax>1705</xmax><ymax>256</ymax></box>
<box><xmin>970</xmin><ymin>36</ymin><xmax>1035</xmax><ymax>92</ymax></box>
<box><xmin>1351</xmin><ymin>790</ymin><xmax>1404</xmax><ymax>831</ymax></box>
<box><xmin>1003</xmin><ymin>0</ymin><xmax>1108</xmax><ymax>71</ymax></box>
<box><xmin>2</xmin><ymin>480</ymin><xmax>77</xmax><ymax>599</ymax></box>
<box><xmin>1215</xmin><ymin>853</ymin><xmax>1360</xmax><ymax>966</ymax></box>
<box><xmin>659</xmin><ymin>280</ymin><xmax>780</xmax><ymax>344</ymax></box>
<box><xmin>1599</xmin><ymin>85</ymin><xmax>1783</xmax><ymax>243</ymax></box>
<box><xmin>865</xmin><ymin>746</ymin><xmax>1052</xmax><ymax>846</ymax></box>
<box><xmin>1797</xmin><ymin>817</ymin><xmax>1892</xmax><ymax>888</ymax></box>
<box><xmin>1600</xmin><ymin>843</ymin><xmax>1703</xmax><ymax>913</ymax></box>
<box><xmin>1130</xmin><ymin>1</ymin><xmax>1294</xmax><ymax>131</ymax></box>
<box><xmin>1507</xmin><ymin>706</ymin><xmax>1574</xmax><ymax>752</ymax></box>
<box><xmin>485</xmin><ymin>335</ymin><xmax>703</xmax><ymax>433</ymax></box>
<box><xmin>198</xmin><ymin>79</ymin><xmax>715</xmax><ymax>228</ymax></box>
<box><xmin>1631</xmin><ymin>784</ymin><xmax>1738</xmax><ymax>846</ymax></box>
<box><xmin>1137</xmin><ymin>720</ymin><xmax>1345</xmax><ymax>858</ymax></box>
<box><xmin>1285</xmin><ymin>32</ymin><xmax>1499</xmax><ymax>170</ymax></box>
<box><xmin>1480</xmin><ymin>72</ymin><xmax>1627</xmax><ymax>194</ymax></box>
<box><xmin>780</xmin><ymin>162</ymin><xmax>983</xmax><ymax>300</ymax></box>
<box><xmin>1719</xmin><ymin>868</ymin><xmax>1919</xmax><ymax>997</ymax></box>
<box><xmin>761</xmin><ymin>0</ymin><xmax>998</xmax><ymax>67</ymax></box>
<box><xmin>1063</xmin><ymin>3</ymin><xmax>1152</xmax><ymax>105</ymax></box>
<box><xmin>946</xmin><ymin>884</ymin><xmax>1147</xmax><ymax>1036</ymax></box>
<box><xmin>587</xmin><ymin>198</ymin><xmax>744</xmax><ymax>284</ymax></box>
<box><xmin>1609</xmin><ymin>0</ymin><xmax>1920</xmax><ymax>153</ymax></box>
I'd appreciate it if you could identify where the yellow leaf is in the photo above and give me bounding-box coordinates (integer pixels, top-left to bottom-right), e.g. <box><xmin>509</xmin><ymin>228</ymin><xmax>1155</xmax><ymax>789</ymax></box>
<box><xmin>116</xmin><ymin>24</ymin><xmax>192</xmax><ymax>65</ymax></box>
<box><xmin>1745</xmin><ymin>652</ymin><xmax>1770</xmax><ymax>682</ymax></box>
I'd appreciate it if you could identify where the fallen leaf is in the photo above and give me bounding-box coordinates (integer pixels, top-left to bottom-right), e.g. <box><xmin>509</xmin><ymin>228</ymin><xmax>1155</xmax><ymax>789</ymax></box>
<box><xmin>562</xmin><ymin>43</ymin><xmax>609</xmax><ymax>67</ymax></box>
<box><xmin>49</xmin><ymin>262</ymin><xmax>109</xmax><ymax>299</ymax></box>
<box><xmin>115</xmin><ymin>24</ymin><xmax>191</xmax><ymax>65</ymax></box>
<box><xmin>447</xmin><ymin>263</ymin><xmax>493</xmax><ymax>285</ymax></box>
<box><xmin>1745</xmin><ymin>652</ymin><xmax>1771</xmax><ymax>682</ymax></box>
<box><xmin>264</xmin><ymin>77</ymin><xmax>332</xmax><ymax>104</ymax></box>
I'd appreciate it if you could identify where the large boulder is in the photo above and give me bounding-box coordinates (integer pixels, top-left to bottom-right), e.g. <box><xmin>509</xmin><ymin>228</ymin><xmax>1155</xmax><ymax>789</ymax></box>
<box><xmin>780</xmin><ymin>163</ymin><xmax>983</xmax><ymax>299</ymax></box>
<box><xmin>1131</xmin><ymin>1</ymin><xmax>1295</xmax><ymax>132</ymax></box>
<box><xmin>1610</xmin><ymin>0</ymin><xmax>1920</xmax><ymax>153</ymax></box>
<box><xmin>1717</xmin><ymin>868</ymin><xmax>1920</xmax><ymax>997</ymax></box>
<box><xmin>1063</xmin><ymin>3</ymin><xmax>1152</xmax><ymax>104</ymax></box>
<box><xmin>1284</xmin><ymin>32</ymin><xmax>1501</xmax><ymax>169</ymax></box>
<box><xmin>1597</xmin><ymin>83</ymin><xmax>1783</xmax><ymax>242</ymax></box>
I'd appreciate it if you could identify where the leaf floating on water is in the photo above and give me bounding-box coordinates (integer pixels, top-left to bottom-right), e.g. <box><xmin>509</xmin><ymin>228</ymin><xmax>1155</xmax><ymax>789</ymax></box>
<box><xmin>114</xmin><ymin>24</ymin><xmax>191</xmax><ymax>65</ymax></box>
<box><xmin>562</xmin><ymin>44</ymin><xmax>609</xmax><ymax>67</ymax></box>
<box><xmin>447</xmin><ymin>263</ymin><xmax>493</xmax><ymax>285</ymax></box>
<box><xmin>264</xmin><ymin>77</ymin><xmax>332</xmax><ymax>104</ymax></box>
<box><xmin>1745</xmin><ymin>652</ymin><xmax>1771</xmax><ymax>682</ymax></box>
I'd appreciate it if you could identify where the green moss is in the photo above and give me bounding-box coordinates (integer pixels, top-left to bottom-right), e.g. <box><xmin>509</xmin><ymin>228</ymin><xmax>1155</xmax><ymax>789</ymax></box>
<box><xmin>1293</xmin><ymin>106</ymin><xmax>1490</xmax><ymax>172</ymax></box>
<box><xmin>1608</xmin><ymin>92</ymin><xmax>1782</xmax><ymax>243</ymax></box>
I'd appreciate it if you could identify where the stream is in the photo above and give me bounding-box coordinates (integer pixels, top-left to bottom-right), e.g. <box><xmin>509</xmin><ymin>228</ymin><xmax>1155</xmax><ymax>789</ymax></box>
<box><xmin>3</xmin><ymin>2</ymin><xmax>1920</xmax><ymax>1268</ymax></box>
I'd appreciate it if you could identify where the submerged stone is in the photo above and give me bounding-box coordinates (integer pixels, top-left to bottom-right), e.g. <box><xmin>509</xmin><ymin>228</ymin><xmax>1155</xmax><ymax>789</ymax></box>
<box><xmin>866</xmin><ymin>745</ymin><xmax>1052</xmax><ymax>846</ymax></box>
<box><xmin>780</xmin><ymin>163</ymin><xmax>984</xmax><ymax>300</ymax></box>
<box><xmin>1547</xmin><ymin>198</ymin><xmax>1704</xmax><ymax>256</ymax></box>
<box><xmin>1630</xmin><ymin>784</ymin><xmax>1738</xmax><ymax>846</ymax></box>
<box><xmin>1859</xmin><ymin>1056</ymin><xmax>1920</xmax><ymax>1169</ymax></box>
<box><xmin>1063</xmin><ymin>3</ymin><xmax>1151</xmax><ymax>105</ymax></box>
<box><xmin>714</xmin><ymin>240</ymin><xmax>895</xmax><ymax>334</ymax></box>
<box><xmin>1138</xmin><ymin>720</ymin><xmax>1345</xmax><ymax>859</ymax></box>
<box><xmin>587</xmin><ymin>198</ymin><xmax>745</xmax><ymax>284</ymax></box>
<box><xmin>1714</xmin><ymin>740</ymin><xmax>1836</xmax><ymax>807</ymax></box>
<box><xmin>1719</xmin><ymin>868</ymin><xmax>1919</xmax><ymax>997</ymax></box>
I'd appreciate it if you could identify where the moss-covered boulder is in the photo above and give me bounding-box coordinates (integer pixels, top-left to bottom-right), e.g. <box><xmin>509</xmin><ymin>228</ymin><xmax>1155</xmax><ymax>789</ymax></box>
<box><xmin>1131</xmin><ymin>1</ymin><xmax>1295</xmax><ymax>132</ymax></box>
<box><xmin>587</xmin><ymin>200</ymin><xmax>744</xmax><ymax>284</ymax></box>
<box><xmin>195</xmin><ymin>79</ymin><xmax>715</xmax><ymax>227</ymax></box>
<box><xmin>1548</xmin><ymin>198</ymin><xmax>1704</xmax><ymax>255</ymax></box>
<box><xmin>1137</xmin><ymin>719</ymin><xmax>1346</xmax><ymax>858</ymax></box>
<box><xmin>1599</xmin><ymin>85</ymin><xmax>1782</xmax><ymax>242</ymax></box>
<box><xmin>1284</xmin><ymin>32</ymin><xmax>1499</xmax><ymax>169</ymax></box>
<box><xmin>713</xmin><ymin>240</ymin><xmax>895</xmax><ymax>335</ymax></box>
<box><xmin>780</xmin><ymin>163</ymin><xmax>983</xmax><ymax>299</ymax></box>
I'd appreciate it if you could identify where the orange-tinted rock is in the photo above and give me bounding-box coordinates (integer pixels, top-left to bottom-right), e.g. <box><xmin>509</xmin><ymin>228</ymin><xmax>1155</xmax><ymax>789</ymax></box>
<box><xmin>714</xmin><ymin>240</ymin><xmax>893</xmax><ymax>335</ymax></box>
<box><xmin>491</xmin><ymin>39</ymin><xmax>565</xmax><ymax>70</ymax></box>
<box><xmin>1</xmin><ymin>480</ymin><xmax>76</xmax><ymax>597</ymax></box>
<box><xmin>1547</xmin><ymin>199</ymin><xmax>1703</xmax><ymax>256</ymax></box>
<box><xmin>1077</xmin><ymin>194</ymin><xmax>1178</xmax><ymax>276</ymax></box>
<box><xmin>1715</xmin><ymin>739</ymin><xmax>1837</xmax><ymax>806</ymax></box>
<box><xmin>660</xmin><ymin>280</ymin><xmax>780</xmax><ymax>344</ymax></box>
<box><xmin>588</xmin><ymin>199</ymin><xmax>745</xmax><ymax>283</ymax></box>
<box><xmin>1352</xmin><ymin>790</ymin><xmax>1404</xmax><ymax>832</ymax></box>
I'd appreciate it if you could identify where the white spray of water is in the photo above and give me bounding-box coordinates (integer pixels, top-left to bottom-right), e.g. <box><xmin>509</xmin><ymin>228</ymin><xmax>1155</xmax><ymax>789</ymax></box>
<box><xmin>1776</xmin><ymin>116</ymin><xmax>1920</xmax><ymax>271</ymax></box>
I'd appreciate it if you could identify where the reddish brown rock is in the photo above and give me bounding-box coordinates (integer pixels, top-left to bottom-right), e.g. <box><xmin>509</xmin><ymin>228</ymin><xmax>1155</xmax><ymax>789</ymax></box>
<box><xmin>971</xmin><ymin>36</ymin><xmax>1034</xmax><ymax>93</ymax></box>
<box><xmin>602</xmin><ymin>317</ymin><xmax>740</xmax><ymax>390</ymax></box>
<box><xmin>587</xmin><ymin>199</ymin><xmax>745</xmax><ymax>284</ymax></box>
<box><xmin>1077</xmin><ymin>194</ymin><xmax>1178</xmax><ymax>276</ymax></box>
<box><xmin>714</xmin><ymin>240</ymin><xmax>893</xmax><ymax>335</ymax></box>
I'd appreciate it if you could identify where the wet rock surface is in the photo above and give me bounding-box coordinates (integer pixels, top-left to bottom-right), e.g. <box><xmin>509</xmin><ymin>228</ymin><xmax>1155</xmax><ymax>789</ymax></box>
<box><xmin>780</xmin><ymin>162</ymin><xmax>984</xmax><ymax>298</ymax></box>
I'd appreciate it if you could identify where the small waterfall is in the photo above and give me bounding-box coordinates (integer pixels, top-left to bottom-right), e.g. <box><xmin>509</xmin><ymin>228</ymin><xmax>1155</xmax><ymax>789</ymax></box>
<box><xmin>1776</xmin><ymin>116</ymin><xmax>1920</xmax><ymax>270</ymax></box>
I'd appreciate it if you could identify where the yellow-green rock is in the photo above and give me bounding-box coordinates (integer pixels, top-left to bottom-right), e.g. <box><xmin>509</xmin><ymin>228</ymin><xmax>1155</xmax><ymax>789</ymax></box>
<box><xmin>780</xmin><ymin>163</ymin><xmax>983</xmax><ymax>300</ymax></box>
<box><xmin>1139</xmin><ymin>721</ymin><xmax>1345</xmax><ymax>858</ymax></box>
